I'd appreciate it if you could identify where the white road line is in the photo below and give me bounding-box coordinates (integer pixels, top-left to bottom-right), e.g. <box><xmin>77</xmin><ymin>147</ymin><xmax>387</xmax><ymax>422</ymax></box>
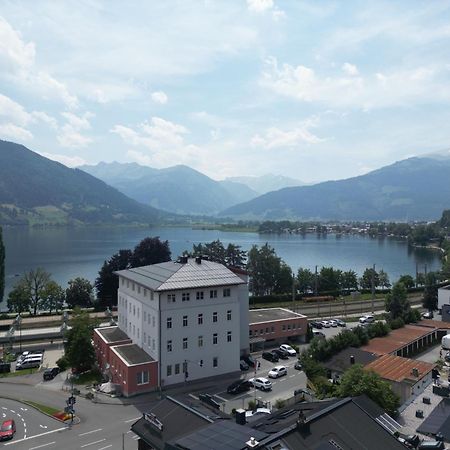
<box><xmin>214</xmin><ymin>394</ymin><xmax>227</xmax><ymax>402</ymax></box>
<box><xmin>124</xmin><ymin>417</ymin><xmax>141</xmax><ymax>423</ymax></box>
<box><xmin>10</xmin><ymin>410</ymin><xmax>15</xmax><ymax>413</ymax></box>
<box><xmin>78</xmin><ymin>428</ymin><xmax>102</xmax><ymax>437</ymax></box>
<box><xmin>28</xmin><ymin>442</ymin><xmax>56</xmax><ymax>450</ymax></box>
<box><xmin>289</xmin><ymin>375</ymin><xmax>296</xmax><ymax>378</ymax></box>
<box><xmin>80</xmin><ymin>438</ymin><xmax>106</xmax><ymax>448</ymax></box>
<box><xmin>188</xmin><ymin>393</ymin><xmax>199</xmax><ymax>400</ymax></box>
<box><xmin>97</xmin><ymin>446</ymin><xmax>112</xmax><ymax>450</ymax></box>
<box><xmin>3</xmin><ymin>427</ymin><xmax>67</xmax><ymax>445</ymax></box>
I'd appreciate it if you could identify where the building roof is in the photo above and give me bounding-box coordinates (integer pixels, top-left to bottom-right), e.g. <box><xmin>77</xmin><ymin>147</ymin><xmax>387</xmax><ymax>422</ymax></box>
<box><xmin>417</xmin><ymin>319</ymin><xmax>450</xmax><ymax>330</ymax></box>
<box><xmin>116</xmin><ymin>258</ymin><xmax>245</xmax><ymax>292</ymax></box>
<box><xmin>417</xmin><ymin>398</ymin><xmax>450</xmax><ymax>440</ymax></box>
<box><xmin>322</xmin><ymin>347</ymin><xmax>379</xmax><ymax>373</ymax></box>
<box><xmin>249</xmin><ymin>308</ymin><xmax>306</xmax><ymax>324</ymax></box>
<box><xmin>111</xmin><ymin>343</ymin><xmax>154</xmax><ymax>366</ymax></box>
<box><xmin>365</xmin><ymin>354</ymin><xmax>435</xmax><ymax>383</ymax></box>
<box><xmin>95</xmin><ymin>326</ymin><xmax>130</xmax><ymax>344</ymax></box>
<box><xmin>131</xmin><ymin>397</ymin><xmax>212</xmax><ymax>450</ymax></box>
<box><xmin>361</xmin><ymin>324</ymin><xmax>435</xmax><ymax>356</ymax></box>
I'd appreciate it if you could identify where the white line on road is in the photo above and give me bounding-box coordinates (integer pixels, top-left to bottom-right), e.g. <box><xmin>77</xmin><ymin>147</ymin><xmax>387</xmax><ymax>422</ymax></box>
<box><xmin>124</xmin><ymin>417</ymin><xmax>141</xmax><ymax>423</ymax></box>
<box><xmin>289</xmin><ymin>375</ymin><xmax>296</xmax><ymax>378</ymax></box>
<box><xmin>78</xmin><ymin>428</ymin><xmax>102</xmax><ymax>437</ymax></box>
<box><xmin>214</xmin><ymin>394</ymin><xmax>227</xmax><ymax>402</ymax></box>
<box><xmin>97</xmin><ymin>446</ymin><xmax>112</xmax><ymax>450</ymax></box>
<box><xmin>188</xmin><ymin>394</ymin><xmax>199</xmax><ymax>400</ymax></box>
<box><xmin>28</xmin><ymin>442</ymin><xmax>56</xmax><ymax>450</ymax></box>
<box><xmin>80</xmin><ymin>438</ymin><xmax>106</xmax><ymax>448</ymax></box>
<box><xmin>3</xmin><ymin>427</ymin><xmax>67</xmax><ymax>445</ymax></box>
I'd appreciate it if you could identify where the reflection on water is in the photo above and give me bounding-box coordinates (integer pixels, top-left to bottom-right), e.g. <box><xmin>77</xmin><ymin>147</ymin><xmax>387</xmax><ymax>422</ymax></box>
<box><xmin>1</xmin><ymin>226</ymin><xmax>442</xmax><ymax>308</ymax></box>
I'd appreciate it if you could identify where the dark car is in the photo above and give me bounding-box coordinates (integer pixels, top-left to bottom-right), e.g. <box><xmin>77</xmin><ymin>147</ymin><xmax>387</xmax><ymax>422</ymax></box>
<box><xmin>227</xmin><ymin>379</ymin><xmax>252</xmax><ymax>395</ymax></box>
<box><xmin>240</xmin><ymin>360</ymin><xmax>249</xmax><ymax>371</ymax></box>
<box><xmin>310</xmin><ymin>321</ymin><xmax>323</xmax><ymax>329</ymax></box>
<box><xmin>243</xmin><ymin>354</ymin><xmax>256</xmax><ymax>368</ymax></box>
<box><xmin>272</xmin><ymin>349</ymin><xmax>289</xmax><ymax>360</ymax></box>
<box><xmin>43</xmin><ymin>367</ymin><xmax>60</xmax><ymax>381</ymax></box>
<box><xmin>262</xmin><ymin>351</ymin><xmax>279</xmax><ymax>363</ymax></box>
<box><xmin>198</xmin><ymin>393</ymin><xmax>221</xmax><ymax>409</ymax></box>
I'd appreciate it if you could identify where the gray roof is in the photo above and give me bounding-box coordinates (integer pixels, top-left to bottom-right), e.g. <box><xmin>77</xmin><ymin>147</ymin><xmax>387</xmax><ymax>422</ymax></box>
<box><xmin>322</xmin><ymin>347</ymin><xmax>379</xmax><ymax>373</ymax></box>
<box><xmin>96</xmin><ymin>326</ymin><xmax>130</xmax><ymax>344</ymax></box>
<box><xmin>417</xmin><ymin>398</ymin><xmax>450</xmax><ymax>440</ymax></box>
<box><xmin>116</xmin><ymin>259</ymin><xmax>245</xmax><ymax>292</ymax></box>
<box><xmin>249</xmin><ymin>308</ymin><xmax>306</xmax><ymax>324</ymax></box>
<box><xmin>112</xmin><ymin>343</ymin><xmax>154</xmax><ymax>366</ymax></box>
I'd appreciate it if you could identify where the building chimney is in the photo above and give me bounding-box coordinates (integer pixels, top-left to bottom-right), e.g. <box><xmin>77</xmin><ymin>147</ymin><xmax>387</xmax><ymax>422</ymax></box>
<box><xmin>235</xmin><ymin>408</ymin><xmax>246</xmax><ymax>425</ymax></box>
<box><xmin>297</xmin><ymin>410</ymin><xmax>310</xmax><ymax>432</ymax></box>
<box><xmin>195</xmin><ymin>256</ymin><xmax>202</xmax><ymax>264</ymax></box>
<box><xmin>412</xmin><ymin>368</ymin><xmax>419</xmax><ymax>378</ymax></box>
<box><xmin>350</xmin><ymin>355</ymin><xmax>355</xmax><ymax>365</ymax></box>
<box><xmin>178</xmin><ymin>256</ymin><xmax>188</xmax><ymax>264</ymax></box>
<box><xmin>246</xmin><ymin>437</ymin><xmax>259</xmax><ymax>448</ymax></box>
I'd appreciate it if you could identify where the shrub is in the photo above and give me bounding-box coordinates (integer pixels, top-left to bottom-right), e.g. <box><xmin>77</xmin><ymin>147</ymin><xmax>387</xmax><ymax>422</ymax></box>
<box><xmin>248</xmin><ymin>400</ymin><xmax>257</xmax><ymax>410</ymax></box>
<box><xmin>275</xmin><ymin>399</ymin><xmax>286</xmax><ymax>409</ymax></box>
<box><xmin>56</xmin><ymin>356</ymin><xmax>69</xmax><ymax>371</ymax></box>
<box><xmin>389</xmin><ymin>317</ymin><xmax>405</xmax><ymax>330</ymax></box>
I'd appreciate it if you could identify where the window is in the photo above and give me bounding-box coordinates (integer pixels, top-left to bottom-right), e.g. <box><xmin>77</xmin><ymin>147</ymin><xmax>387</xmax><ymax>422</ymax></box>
<box><xmin>148</xmin><ymin>314</ymin><xmax>151</xmax><ymax>324</ymax></box>
<box><xmin>183</xmin><ymin>315</ymin><xmax>188</xmax><ymax>327</ymax></box>
<box><xmin>210</xmin><ymin>289</ymin><xmax>217</xmax><ymax>299</ymax></box>
<box><xmin>133</xmin><ymin>305</ymin><xmax>135</xmax><ymax>316</ymax></box>
<box><xmin>148</xmin><ymin>335</ymin><xmax>151</xmax><ymax>346</ymax></box>
<box><xmin>167</xmin><ymin>317</ymin><xmax>172</xmax><ymax>329</ymax></box>
<box><xmin>198</xmin><ymin>313</ymin><xmax>203</xmax><ymax>325</ymax></box>
<box><xmin>213</xmin><ymin>333</ymin><xmax>218</xmax><ymax>345</ymax></box>
<box><xmin>168</xmin><ymin>293</ymin><xmax>176</xmax><ymax>303</ymax></box>
<box><xmin>132</xmin><ymin>283</ymin><xmax>135</xmax><ymax>291</ymax></box>
<box><xmin>137</xmin><ymin>308</ymin><xmax>140</xmax><ymax>319</ymax></box>
<box><xmin>129</xmin><ymin>303</ymin><xmax>131</xmax><ymax>313</ymax></box>
<box><xmin>150</xmin><ymin>291</ymin><xmax>154</xmax><ymax>300</ymax></box>
<box><xmin>213</xmin><ymin>357</ymin><xmax>218</xmax><ymax>368</ymax></box>
<box><xmin>282</xmin><ymin>324</ymin><xmax>286</xmax><ymax>331</ymax></box>
<box><xmin>271</xmin><ymin>326</ymin><xmax>275</xmax><ymax>333</ymax></box>
<box><xmin>127</xmin><ymin>280</ymin><xmax>129</xmax><ymax>288</ymax></box>
<box><xmin>288</xmin><ymin>324</ymin><xmax>291</xmax><ymax>330</ymax></box>
<box><xmin>266</xmin><ymin>327</ymin><xmax>269</xmax><ymax>333</ymax></box>
<box><xmin>144</xmin><ymin>288</ymin><xmax>147</xmax><ymax>297</ymax></box>
<box><xmin>144</xmin><ymin>332</ymin><xmax>146</xmax><ymax>342</ymax></box>
<box><xmin>175</xmin><ymin>363</ymin><xmax>180</xmax><ymax>375</ymax></box>
<box><xmin>167</xmin><ymin>365</ymin><xmax>172</xmax><ymax>376</ymax></box>
<box><xmin>196</xmin><ymin>291</ymin><xmax>204</xmax><ymax>300</ymax></box>
<box><xmin>213</xmin><ymin>312</ymin><xmax>218</xmax><ymax>323</ymax></box>
<box><xmin>223</xmin><ymin>288</ymin><xmax>231</xmax><ymax>297</ymax></box>
<box><xmin>152</xmin><ymin>316</ymin><xmax>155</xmax><ymax>327</ymax></box>
<box><xmin>137</xmin><ymin>328</ymin><xmax>140</xmax><ymax>338</ymax></box>
<box><xmin>137</xmin><ymin>285</ymin><xmax>141</xmax><ymax>294</ymax></box>
<box><xmin>144</xmin><ymin>311</ymin><xmax>147</xmax><ymax>321</ymax></box>
<box><xmin>227</xmin><ymin>310</ymin><xmax>232</xmax><ymax>321</ymax></box>
<box><xmin>249</xmin><ymin>330</ymin><xmax>252</xmax><ymax>336</ymax></box>
<box><xmin>167</xmin><ymin>340</ymin><xmax>172</xmax><ymax>352</ymax></box>
<box><xmin>260</xmin><ymin>329</ymin><xmax>263</xmax><ymax>335</ymax></box>
<box><xmin>227</xmin><ymin>331</ymin><xmax>232</xmax><ymax>342</ymax></box>
<box><xmin>182</xmin><ymin>292</ymin><xmax>190</xmax><ymax>302</ymax></box>
<box><xmin>136</xmin><ymin>371</ymin><xmax>149</xmax><ymax>385</ymax></box>
<box><xmin>183</xmin><ymin>338</ymin><xmax>188</xmax><ymax>349</ymax></box>
<box><xmin>152</xmin><ymin>339</ymin><xmax>155</xmax><ymax>350</ymax></box>
<box><xmin>198</xmin><ymin>335</ymin><xmax>203</xmax><ymax>347</ymax></box>
<box><xmin>183</xmin><ymin>361</ymin><xmax>188</xmax><ymax>374</ymax></box>
<box><xmin>133</xmin><ymin>325</ymin><xmax>135</xmax><ymax>335</ymax></box>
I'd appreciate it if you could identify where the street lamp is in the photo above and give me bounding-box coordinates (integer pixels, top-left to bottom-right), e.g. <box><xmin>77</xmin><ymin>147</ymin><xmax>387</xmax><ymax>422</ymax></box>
<box><xmin>14</xmin><ymin>314</ymin><xmax>22</xmax><ymax>353</ymax></box>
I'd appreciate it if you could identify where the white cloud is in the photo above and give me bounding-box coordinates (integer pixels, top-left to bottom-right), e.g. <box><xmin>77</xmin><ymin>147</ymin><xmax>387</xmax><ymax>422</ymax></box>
<box><xmin>251</xmin><ymin>121</ymin><xmax>323</xmax><ymax>149</ymax></box>
<box><xmin>247</xmin><ymin>0</ymin><xmax>274</xmax><ymax>13</ymax></box>
<box><xmin>0</xmin><ymin>93</ymin><xmax>32</xmax><ymax>125</ymax></box>
<box><xmin>39</xmin><ymin>152</ymin><xmax>87</xmax><ymax>167</ymax></box>
<box><xmin>61</xmin><ymin>111</ymin><xmax>93</xmax><ymax>130</ymax></box>
<box><xmin>342</xmin><ymin>62</ymin><xmax>359</xmax><ymax>76</ymax></box>
<box><xmin>0</xmin><ymin>123</ymin><xmax>33</xmax><ymax>141</ymax></box>
<box><xmin>57</xmin><ymin>125</ymin><xmax>93</xmax><ymax>148</ymax></box>
<box><xmin>151</xmin><ymin>91</ymin><xmax>168</xmax><ymax>104</ymax></box>
<box><xmin>31</xmin><ymin>111</ymin><xmax>58</xmax><ymax>129</ymax></box>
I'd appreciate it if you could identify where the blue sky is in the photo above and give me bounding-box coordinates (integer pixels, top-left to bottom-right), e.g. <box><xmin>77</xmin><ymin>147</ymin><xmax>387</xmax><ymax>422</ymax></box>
<box><xmin>1</xmin><ymin>0</ymin><xmax>450</xmax><ymax>183</ymax></box>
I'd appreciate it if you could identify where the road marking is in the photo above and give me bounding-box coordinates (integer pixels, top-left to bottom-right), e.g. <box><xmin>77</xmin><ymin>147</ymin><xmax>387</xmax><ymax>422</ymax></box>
<box><xmin>39</xmin><ymin>425</ymin><xmax>48</xmax><ymax>429</ymax></box>
<box><xmin>188</xmin><ymin>394</ymin><xmax>199</xmax><ymax>400</ymax></box>
<box><xmin>124</xmin><ymin>417</ymin><xmax>141</xmax><ymax>423</ymax></box>
<box><xmin>20</xmin><ymin>408</ymin><xmax>28</xmax><ymax>411</ymax></box>
<box><xmin>10</xmin><ymin>410</ymin><xmax>15</xmax><ymax>413</ymax></box>
<box><xmin>17</xmin><ymin>414</ymin><xmax>21</xmax><ymax>418</ymax></box>
<box><xmin>3</xmin><ymin>427</ymin><xmax>67</xmax><ymax>445</ymax></box>
<box><xmin>78</xmin><ymin>428</ymin><xmax>102</xmax><ymax>436</ymax></box>
<box><xmin>97</xmin><ymin>446</ymin><xmax>112</xmax><ymax>450</ymax></box>
<box><xmin>28</xmin><ymin>442</ymin><xmax>56</xmax><ymax>450</ymax></box>
<box><xmin>214</xmin><ymin>394</ymin><xmax>227</xmax><ymax>402</ymax></box>
<box><xmin>80</xmin><ymin>438</ymin><xmax>106</xmax><ymax>448</ymax></box>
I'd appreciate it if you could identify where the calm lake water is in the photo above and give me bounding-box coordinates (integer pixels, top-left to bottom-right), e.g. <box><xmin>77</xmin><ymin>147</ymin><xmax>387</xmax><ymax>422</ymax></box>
<box><xmin>1</xmin><ymin>226</ymin><xmax>442</xmax><ymax>309</ymax></box>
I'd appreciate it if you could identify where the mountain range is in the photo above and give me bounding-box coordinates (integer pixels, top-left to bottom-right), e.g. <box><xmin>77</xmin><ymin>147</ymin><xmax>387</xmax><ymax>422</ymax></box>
<box><xmin>0</xmin><ymin>140</ymin><xmax>163</xmax><ymax>226</ymax></box>
<box><xmin>220</xmin><ymin>154</ymin><xmax>450</xmax><ymax>221</ymax></box>
<box><xmin>224</xmin><ymin>174</ymin><xmax>304</xmax><ymax>194</ymax></box>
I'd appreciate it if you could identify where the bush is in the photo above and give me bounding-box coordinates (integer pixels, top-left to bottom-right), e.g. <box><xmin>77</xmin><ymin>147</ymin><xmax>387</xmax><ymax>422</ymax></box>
<box><xmin>389</xmin><ymin>317</ymin><xmax>405</xmax><ymax>330</ymax></box>
<box><xmin>247</xmin><ymin>400</ymin><xmax>257</xmax><ymax>410</ymax></box>
<box><xmin>275</xmin><ymin>399</ymin><xmax>286</xmax><ymax>409</ymax></box>
<box><xmin>56</xmin><ymin>356</ymin><xmax>69</xmax><ymax>371</ymax></box>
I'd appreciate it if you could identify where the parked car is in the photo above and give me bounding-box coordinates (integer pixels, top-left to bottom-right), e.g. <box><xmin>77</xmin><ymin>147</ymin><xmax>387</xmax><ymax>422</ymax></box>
<box><xmin>262</xmin><ymin>352</ymin><xmax>279</xmax><ymax>363</ymax></box>
<box><xmin>422</xmin><ymin>311</ymin><xmax>434</xmax><ymax>319</ymax></box>
<box><xmin>359</xmin><ymin>315</ymin><xmax>375</xmax><ymax>324</ymax></box>
<box><xmin>312</xmin><ymin>330</ymin><xmax>326</xmax><ymax>339</ymax></box>
<box><xmin>243</xmin><ymin>354</ymin><xmax>256</xmax><ymax>368</ymax></box>
<box><xmin>43</xmin><ymin>367</ymin><xmax>60</xmax><ymax>381</ymax></box>
<box><xmin>417</xmin><ymin>440</ymin><xmax>445</xmax><ymax>450</ymax></box>
<box><xmin>279</xmin><ymin>344</ymin><xmax>297</xmax><ymax>356</ymax></box>
<box><xmin>328</xmin><ymin>320</ymin><xmax>338</xmax><ymax>327</ymax></box>
<box><xmin>249</xmin><ymin>377</ymin><xmax>272</xmax><ymax>391</ymax></box>
<box><xmin>198</xmin><ymin>393</ymin><xmax>221</xmax><ymax>409</ymax></box>
<box><xmin>0</xmin><ymin>419</ymin><xmax>16</xmax><ymax>441</ymax></box>
<box><xmin>227</xmin><ymin>379</ymin><xmax>252</xmax><ymax>395</ymax></box>
<box><xmin>332</xmin><ymin>318</ymin><xmax>346</xmax><ymax>327</ymax></box>
<box><xmin>272</xmin><ymin>349</ymin><xmax>289</xmax><ymax>360</ymax></box>
<box><xmin>321</xmin><ymin>320</ymin><xmax>331</xmax><ymax>328</ymax></box>
<box><xmin>268</xmin><ymin>365</ymin><xmax>287</xmax><ymax>378</ymax></box>
<box><xmin>240</xmin><ymin>360</ymin><xmax>249</xmax><ymax>371</ymax></box>
<box><xmin>294</xmin><ymin>361</ymin><xmax>303</xmax><ymax>370</ymax></box>
<box><xmin>310</xmin><ymin>321</ymin><xmax>323</xmax><ymax>329</ymax></box>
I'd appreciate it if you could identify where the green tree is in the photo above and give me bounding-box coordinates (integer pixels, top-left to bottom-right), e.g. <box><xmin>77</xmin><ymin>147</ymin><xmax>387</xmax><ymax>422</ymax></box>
<box><xmin>297</xmin><ymin>268</ymin><xmax>314</xmax><ymax>294</ymax></box>
<box><xmin>385</xmin><ymin>281</ymin><xmax>410</xmax><ymax>321</ymax></box>
<box><xmin>65</xmin><ymin>308</ymin><xmax>98</xmax><ymax>372</ymax></box>
<box><xmin>318</xmin><ymin>267</ymin><xmax>342</xmax><ymax>293</ymax></box>
<box><xmin>66</xmin><ymin>277</ymin><xmax>94</xmax><ymax>308</ymax></box>
<box><xmin>359</xmin><ymin>267</ymin><xmax>379</xmax><ymax>290</ymax></box>
<box><xmin>95</xmin><ymin>249</ymin><xmax>132</xmax><ymax>308</ymax></box>
<box><xmin>7</xmin><ymin>279</ymin><xmax>31</xmax><ymax>314</ymax></box>
<box><xmin>0</xmin><ymin>226</ymin><xmax>4</xmax><ymax>303</ymax></box>
<box><xmin>422</xmin><ymin>272</ymin><xmax>438</xmax><ymax>312</ymax></box>
<box><xmin>131</xmin><ymin>237</ymin><xmax>171</xmax><ymax>267</ymax></box>
<box><xmin>225</xmin><ymin>243</ymin><xmax>247</xmax><ymax>268</ymax></box>
<box><xmin>336</xmin><ymin>365</ymin><xmax>399</xmax><ymax>415</ymax></box>
<box><xmin>40</xmin><ymin>281</ymin><xmax>65</xmax><ymax>314</ymax></box>
<box><xmin>398</xmin><ymin>274</ymin><xmax>415</xmax><ymax>289</ymax></box>
<box><xmin>192</xmin><ymin>240</ymin><xmax>226</xmax><ymax>265</ymax></box>
<box><xmin>275</xmin><ymin>263</ymin><xmax>293</xmax><ymax>294</ymax></box>
<box><xmin>378</xmin><ymin>269</ymin><xmax>391</xmax><ymax>289</ymax></box>
<box><xmin>341</xmin><ymin>270</ymin><xmax>358</xmax><ymax>292</ymax></box>
<box><xmin>23</xmin><ymin>268</ymin><xmax>52</xmax><ymax>315</ymax></box>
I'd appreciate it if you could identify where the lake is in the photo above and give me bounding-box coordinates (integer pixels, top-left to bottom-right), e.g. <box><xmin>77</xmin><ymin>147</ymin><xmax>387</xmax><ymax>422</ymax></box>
<box><xmin>1</xmin><ymin>226</ymin><xmax>442</xmax><ymax>309</ymax></box>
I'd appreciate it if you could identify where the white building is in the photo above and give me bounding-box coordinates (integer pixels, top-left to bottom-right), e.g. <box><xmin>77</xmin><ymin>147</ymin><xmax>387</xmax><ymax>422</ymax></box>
<box><xmin>438</xmin><ymin>285</ymin><xmax>450</xmax><ymax>311</ymax></box>
<box><xmin>115</xmin><ymin>257</ymin><xmax>249</xmax><ymax>388</ymax></box>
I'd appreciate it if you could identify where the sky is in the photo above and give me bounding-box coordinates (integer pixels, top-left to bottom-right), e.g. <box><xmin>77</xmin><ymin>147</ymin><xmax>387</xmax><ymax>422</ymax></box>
<box><xmin>1</xmin><ymin>0</ymin><xmax>450</xmax><ymax>183</ymax></box>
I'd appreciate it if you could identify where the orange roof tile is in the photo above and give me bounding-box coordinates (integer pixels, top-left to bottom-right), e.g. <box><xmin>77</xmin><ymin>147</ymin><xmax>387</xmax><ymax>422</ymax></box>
<box><xmin>365</xmin><ymin>354</ymin><xmax>435</xmax><ymax>382</ymax></box>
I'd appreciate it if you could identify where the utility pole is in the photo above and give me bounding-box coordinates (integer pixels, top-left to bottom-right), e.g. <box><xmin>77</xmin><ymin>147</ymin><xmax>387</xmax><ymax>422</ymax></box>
<box><xmin>314</xmin><ymin>265</ymin><xmax>318</xmax><ymax>296</ymax></box>
<box><xmin>371</xmin><ymin>264</ymin><xmax>376</xmax><ymax>314</ymax></box>
<box><xmin>416</xmin><ymin>262</ymin><xmax>419</xmax><ymax>287</ymax></box>
<box><xmin>292</xmin><ymin>272</ymin><xmax>296</xmax><ymax>311</ymax></box>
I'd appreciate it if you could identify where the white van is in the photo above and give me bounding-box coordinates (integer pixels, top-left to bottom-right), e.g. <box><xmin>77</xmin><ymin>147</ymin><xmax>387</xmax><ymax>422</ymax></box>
<box><xmin>359</xmin><ymin>315</ymin><xmax>375</xmax><ymax>324</ymax></box>
<box><xmin>16</xmin><ymin>354</ymin><xmax>43</xmax><ymax>370</ymax></box>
